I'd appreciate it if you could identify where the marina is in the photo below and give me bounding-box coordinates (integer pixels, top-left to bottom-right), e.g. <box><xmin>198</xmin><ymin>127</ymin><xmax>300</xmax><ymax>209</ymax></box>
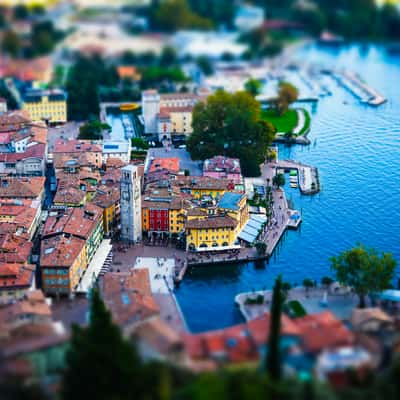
<box><xmin>176</xmin><ymin>44</ymin><xmax>400</xmax><ymax>333</ymax></box>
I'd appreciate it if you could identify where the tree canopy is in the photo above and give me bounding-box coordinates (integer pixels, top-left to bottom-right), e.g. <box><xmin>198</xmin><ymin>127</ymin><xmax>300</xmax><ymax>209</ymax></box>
<box><xmin>272</xmin><ymin>173</ymin><xmax>285</xmax><ymax>188</ymax></box>
<box><xmin>151</xmin><ymin>0</ymin><xmax>213</xmax><ymax>31</ymax></box>
<box><xmin>266</xmin><ymin>275</ymin><xmax>284</xmax><ymax>381</ymax></box>
<box><xmin>271</xmin><ymin>82</ymin><xmax>299</xmax><ymax>116</ymax></box>
<box><xmin>78</xmin><ymin>120</ymin><xmax>110</xmax><ymax>140</ymax></box>
<box><xmin>66</xmin><ymin>55</ymin><xmax>118</xmax><ymax>121</ymax></box>
<box><xmin>331</xmin><ymin>244</ymin><xmax>396</xmax><ymax>308</ymax></box>
<box><xmin>244</xmin><ymin>78</ymin><xmax>262</xmax><ymax>97</ymax></box>
<box><xmin>187</xmin><ymin>90</ymin><xmax>276</xmax><ymax>176</ymax></box>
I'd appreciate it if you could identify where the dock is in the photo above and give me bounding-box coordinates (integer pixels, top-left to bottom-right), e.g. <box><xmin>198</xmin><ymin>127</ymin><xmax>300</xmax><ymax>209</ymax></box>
<box><xmin>272</xmin><ymin>159</ymin><xmax>320</xmax><ymax>195</ymax></box>
<box><xmin>331</xmin><ymin>70</ymin><xmax>386</xmax><ymax>106</ymax></box>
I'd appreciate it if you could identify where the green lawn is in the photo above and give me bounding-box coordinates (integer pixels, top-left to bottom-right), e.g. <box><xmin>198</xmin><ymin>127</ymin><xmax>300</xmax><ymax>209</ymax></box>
<box><xmin>261</xmin><ymin>109</ymin><xmax>298</xmax><ymax>134</ymax></box>
<box><xmin>261</xmin><ymin>108</ymin><xmax>311</xmax><ymax>137</ymax></box>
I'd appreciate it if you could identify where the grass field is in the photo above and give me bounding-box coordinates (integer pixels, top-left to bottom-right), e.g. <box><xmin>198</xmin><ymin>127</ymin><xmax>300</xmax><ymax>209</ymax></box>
<box><xmin>261</xmin><ymin>108</ymin><xmax>311</xmax><ymax>137</ymax></box>
<box><xmin>261</xmin><ymin>109</ymin><xmax>298</xmax><ymax>133</ymax></box>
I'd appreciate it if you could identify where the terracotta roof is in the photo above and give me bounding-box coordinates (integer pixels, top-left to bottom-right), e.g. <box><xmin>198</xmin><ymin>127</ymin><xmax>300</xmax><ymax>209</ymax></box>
<box><xmin>203</xmin><ymin>155</ymin><xmax>242</xmax><ymax>174</ymax></box>
<box><xmin>40</xmin><ymin>235</ymin><xmax>85</xmax><ymax>268</ymax></box>
<box><xmin>160</xmin><ymin>92</ymin><xmax>199</xmax><ymax>100</ymax></box>
<box><xmin>53</xmin><ymin>139</ymin><xmax>102</xmax><ymax>154</ymax></box>
<box><xmin>105</xmin><ymin>157</ymin><xmax>127</xmax><ymax>169</ymax></box>
<box><xmin>0</xmin><ymin>263</ymin><xmax>34</xmax><ymax>290</ymax></box>
<box><xmin>42</xmin><ymin>204</ymin><xmax>102</xmax><ymax>241</ymax></box>
<box><xmin>101</xmin><ymin>269</ymin><xmax>159</xmax><ymax>328</ymax></box>
<box><xmin>53</xmin><ymin>187</ymin><xmax>86</xmax><ymax>206</ymax></box>
<box><xmin>351</xmin><ymin>308</ymin><xmax>393</xmax><ymax>329</ymax></box>
<box><xmin>0</xmin><ymin>143</ymin><xmax>46</xmax><ymax>163</ymax></box>
<box><xmin>0</xmin><ymin>111</ymin><xmax>30</xmax><ymax>131</ymax></box>
<box><xmin>187</xmin><ymin>208</ymin><xmax>207</xmax><ymax>217</ymax></box>
<box><xmin>173</xmin><ymin>176</ymin><xmax>233</xmax><ymax>191</ymax></box>
<box><xmin>294</xmin><ymin>311</ymin><xmax>354</xmax><ymax>353</ymax></box>
<box><xmin>186</xmin><ymin>216</ymin><xmax>237</xmax><ymax>229</ymax></box>
<box><xmin>149</xmin><ymin>158</ymin><xmax>180</xmax><ymax>174</ymax></box>
<box><xmin>0</xmin><ymin>177</ymin><xmax>45</xmax><ymax>199</ymax></box>
<box><xmin>0</xmin><ymin>234</ymin><xmax>32</xmax><ymax>264</ymax></box>
<box><xmin>92</xmin><ymin>184</ymin><xmax>120</xmax><ymax>209</ymax></box>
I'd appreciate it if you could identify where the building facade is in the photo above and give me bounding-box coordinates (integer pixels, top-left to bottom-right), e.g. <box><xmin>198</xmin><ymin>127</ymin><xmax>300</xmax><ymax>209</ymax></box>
<box><xmin>22</xmin><ymin>89</ymin><xmax>67</xmax><ymax>124</ymax></box>
<box><xmin>120</xmin><ymin>165</ymin><xmax>142</xmax><ymax>242</ymax></box>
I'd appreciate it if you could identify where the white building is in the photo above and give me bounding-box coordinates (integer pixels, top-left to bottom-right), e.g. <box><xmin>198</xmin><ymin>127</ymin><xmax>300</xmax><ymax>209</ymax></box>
<box><xmin>120</xmin><ymin>165</ymin><xmax>142</xmax><ymax>242</ymax></box>
<box><xmin>0</xmin><ymin>98</ymin><xmax>7</xmax><ymax>115</ymax></box>
<box><xmin>141</xmin><ymin>90</ymin><xmax>200</xmax><ymax>141</ymax></box>
<box><xmin>102</xmin><ymin>140</ymin><xmax>131</xmax><ymax>163</ymax></box>
<box><xmin>234</xmin><ymin>4</ymin><xmax>265</xmax><ymax>32</ymax></box>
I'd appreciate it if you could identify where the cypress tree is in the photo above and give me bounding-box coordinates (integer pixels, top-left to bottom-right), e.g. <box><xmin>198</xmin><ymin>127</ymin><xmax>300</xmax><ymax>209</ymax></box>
<box><xmin>61</xmin><ymin>289</ymin><xmax>142</xmax><ymax>400</ymax></box>
<box><xmin>266</xmin><ymin>275</ymin><xmax>283</xmax><ymax>381</ymax></box>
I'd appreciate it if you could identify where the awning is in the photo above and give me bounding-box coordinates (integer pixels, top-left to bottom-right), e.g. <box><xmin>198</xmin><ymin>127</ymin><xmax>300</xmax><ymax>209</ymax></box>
<box><xmin>380</xmin><ymin>290</ymin><xmax>400</xmax><ymax>302</ymax></box>
<box><xmin>238</xmin><ymin>214</ymin><xmax>267</xmax><ymax>244</ymax></box>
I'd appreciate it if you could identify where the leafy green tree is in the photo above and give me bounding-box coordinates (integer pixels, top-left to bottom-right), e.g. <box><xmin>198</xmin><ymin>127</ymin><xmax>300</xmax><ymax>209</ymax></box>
<box><xmin>272</xmin><ymin>173</ymin><xmax>285</xmax><ymax>188</ymax></box>
<box><xmin>321</xmin><ymin>276</ymin><xmax>334</xmax><ymax>287</ymax></box>
<box><xmin>1</xmin><ymin>30</ymin><xmax>21</xmax><ymax>57</ymax></box>
<box><xmin>159</xmin><ymin>46</ymin><xmax>178</xmax><ymax>67</ymax></box>
<box><xmin>272</xmin><ymin>82</ymin><xmax>299</xmax><ymax>116</ymax></box>
<box><xmin>266</xmin><ymin>275</ymin><xmax>284</xmax><ymax>381</ymax></box>
<box><xmin>140</xmin><ymin>66</ymin><xmax>188</xmax><ymax>89</ymax></box>
<box><xmin>196</xmin><ymin>56</ymin><xmax>213</xmax><ymax>76</ymax></box>
<box><xmin>244</xmin><ymin>78</ymin><xmax>262</xmax><ymax>97</ymax></box>
<box><xmin>187</xmin><ymin>90</ymin><xmax>275</xmax><ymax>176</ymax></box>
<box><xmin>13</xmin><ymin>4</ymin><xmax>29</xmax><ymax>20</ymax></box>
<box><xmin>131</xmin><ymin>137</ymin><xmax>149</xmax><ymax>150</ymax></box>
<box><xmin>152</xmin><ymin>0</ymin><xmax>213</xmax><ymax>31</ymax></box>
<box><xmin>66</xmin><ymin>55</ymin><xmax>118</xmax><ymax>120</ymax></box>
<box><xmin>61</xmin><ymin>290</ymin><xmax>142</xmax><ymax>400</ymax></box>
<box><xmin>255</xmin><ymin>241</ymin><xmax>267</xmax><ymax>255</ymax></box>
<box><xmin>78</xmin><ymin>120</ymin><xmax>110</xmax><ymax>140</ymax></box>
<box><xmin>189</xmin><ymin>0</ymin><xmax>235</xmax><ymax>27</ymax></box>
<box><xmin>331</xmin><ymin>245</ymin><xmax>396</xmax><ymax>308</ymax></box>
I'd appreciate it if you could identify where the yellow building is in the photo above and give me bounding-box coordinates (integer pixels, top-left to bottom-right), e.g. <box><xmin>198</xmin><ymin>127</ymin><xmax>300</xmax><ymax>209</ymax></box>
<box><xmin>40</xmin><ymin>236</ymin><xmax>87</xmax><ymax>295</ymax></box>
<box><xmin>217</xmin><ymin>192</ymin><xmax>249</xmax><ymax>232</ymax></box>
<box><xmin>22</xmin><ymin>89</ymin><xmax>67</xmax><ymax>124</ymax></box>
<box><xmin>186</xmin><ymin>215</ymin><xmax>238</xmax><ymax>251</ymax></box>
<box><xmin>185</xmin><ymin>192</ymin><xmax>249</xmax><ymax>251</ymax></box>
<box><xmin>169</xmin><ymin>108</ymin><xmax>193</xmax><ymax>136</ymax></box>
<box><xmin>92</xmin><ymin>186</ymin><xmax>121</xmax><ymax>236</ymax></box>
<box><xmin>173</xmin><ymin>176</ymin><xmax>232</xmax><ymax>200</ymax></box>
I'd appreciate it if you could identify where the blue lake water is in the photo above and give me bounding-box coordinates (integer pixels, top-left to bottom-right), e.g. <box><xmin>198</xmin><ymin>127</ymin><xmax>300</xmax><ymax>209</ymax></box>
<box><xmin>175</xmin><ymin>44</ymin><xmax>400</xmax><ymax>333</ymax></box>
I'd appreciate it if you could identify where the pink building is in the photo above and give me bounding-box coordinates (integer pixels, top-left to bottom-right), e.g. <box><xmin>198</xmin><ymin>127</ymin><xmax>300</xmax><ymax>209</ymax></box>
<box><xmin>203</xmin><ymin>156</ymin><xmax>243</xmax><ymax>185</ymax></box>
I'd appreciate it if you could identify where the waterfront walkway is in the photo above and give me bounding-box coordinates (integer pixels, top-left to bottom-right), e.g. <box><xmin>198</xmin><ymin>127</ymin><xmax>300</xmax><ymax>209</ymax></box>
<box><xmin>235</xmin><ymin>286</ymin><xmax>360</xmax><ymax>322</ymax></box>
<box><xmin>267</xmin><ymin>159</ymin><xmax>320</xmax><ymax>194</ymax></box>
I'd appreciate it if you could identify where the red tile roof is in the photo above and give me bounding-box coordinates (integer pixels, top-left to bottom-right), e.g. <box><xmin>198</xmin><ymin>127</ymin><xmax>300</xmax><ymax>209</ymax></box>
<box><xmin>294</xmin><ymin>311</ymin><xmax>354</xmax><ymax>353</ymax></box>
<box><xmin>149</xmin><ymin>158</ymin><xmax>180</xmax><ymax>174</ymax></box>
<box><xmin>0</xmin><ymin>177</ymin><xmax>45</xmax><ymax>199</ymax></box>
<box><xmin>101</xmin><ymin>269</ymin><xmax>159</xmax><ymax>328</ymax></box>
<box><xmin>0</xmin><ymin>263</ymin><xmax>34</xmax><ymax>290</ymax></box>
<box><xmin>53</xmin><ymin>139</ymin><xmax>102</xmax><ymax>154</ymax></box>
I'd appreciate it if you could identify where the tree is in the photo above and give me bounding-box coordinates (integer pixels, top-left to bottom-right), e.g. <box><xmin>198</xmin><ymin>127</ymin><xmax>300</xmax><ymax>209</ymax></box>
<box><xmin>272</xmin><ymin>173</ymin><xmax>285</xmax><ymax>188</ymax></box>
<box><xmin>255</xmin><ymin>241</ymin><xmax>267</xmax><ymax>255</ymax></box>
<box><xmin>303</xmin><ymin>278</ymin><xmax>314</xmax><ymax>295</ymax></box>
<box><xmin>271</xmin><ymin>81</ymin><xmax>299</xmax><ymax>116</ymax></box>
<box><xmin>331</xmin><ymin>245</ymin><xmax>396</xmax><ymax>308</ymax></box>
<box><xmin>266</xmin><ymin>275</ymin><xmax>284</xmax><ymax>381</ymax></box>
<box><xmin>13</xmin><ymin>4</ymin><xmax>29</xmax><ymax>20</ymax></box>
<box><xmin>1</xmin><ymin>30</ymin><xmax>21</xmax><ymax>57</ymax></box>
<box><xmin>61</xmin><ymin>289</ymin><xmax>142</xmax><ymax>400</ymax></box>
<box><xmin>159</xmin><ymin>46</ymin><xmax>177</xmax><ymax>67</ymax></box>
<box><xmin>151</xmin><ymin>0</ymin><xmax>213</xmax><ymax>31</ymax></box>
<box><xmin>196</xmin><ymin>56</ymin><xmax>213</xmax><ymax>76</ymax></box>
<box><xmin>131</xmin><ymin>137</ymin><xmax>149</xmax><ymax>150</ymax></box>
<box><xmin>244</xmin><ymin>78</ymin><xmax>262</xmax><ymax>97</ymax></box>
<box><xmin>78</xmin><ymin>120</ymin><xmax>110</xmax><ymax>140</ymax></box>
<box><xmin>321</xmin><ymin>276</ymin><xmax>334</xmax><ymax>287</ymax></box>
<box><xmin>187</xmin><ymin>90</ymin><xmax>275</xmax><ymax>176</ymax></box>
